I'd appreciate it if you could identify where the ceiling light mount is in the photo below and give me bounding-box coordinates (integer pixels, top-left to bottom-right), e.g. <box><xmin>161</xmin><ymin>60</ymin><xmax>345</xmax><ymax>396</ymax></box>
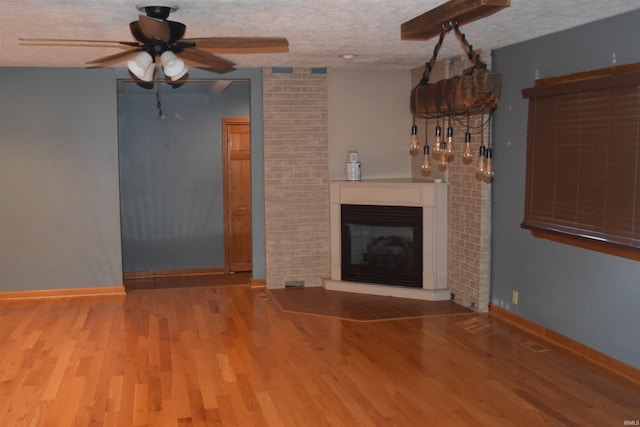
<box><xmin>136</xmin><ymin>3</ymin><xmax>179</xmax><ymax>19</ymax></box>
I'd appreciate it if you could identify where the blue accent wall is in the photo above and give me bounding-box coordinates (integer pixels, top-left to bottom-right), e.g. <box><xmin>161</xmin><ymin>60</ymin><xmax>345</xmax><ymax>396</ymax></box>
<box><xmin>118</xmin><ymin>81</ymin><xmax>251</xmax><ymax>272</ymax></box>
<box><xmin>0</xmin><ymin>67</ymin><xmax>265</xmax><ymax>291</ymax></box>
<box><xmin>492</xmin><ymin>9</ymin><xmax>640</xmax><ymax>369</ymax></box>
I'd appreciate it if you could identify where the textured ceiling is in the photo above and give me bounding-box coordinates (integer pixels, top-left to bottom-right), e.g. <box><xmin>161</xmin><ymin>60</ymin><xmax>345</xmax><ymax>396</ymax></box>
<box><xmin>2</xmin><ymin>0</ymin><xmax>639</xmax><ymax>70</ymax></box>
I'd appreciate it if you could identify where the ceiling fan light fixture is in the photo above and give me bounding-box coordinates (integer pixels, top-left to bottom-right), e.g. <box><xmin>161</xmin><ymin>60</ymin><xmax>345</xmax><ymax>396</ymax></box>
<box><xmin>127</xmin><ymin>51</ymin><xmax>154</xmax><ymax>79</ymax></box>
<box><xmin>169</xmin><ymin>66</ymin><xmax>188</xmax><ymax>82</ymax></box>
<box><xmin>19</xmin><ymin>4</ymin><xmax>288</xmax><ymax>85</ymax></box>
<box><xmin>160</xmin><ymin>50</ymin><xmax>185</xmax><ymax>77</ymax></box>
<box><xmin>141</xmin><ymin>63</ymin><xmax>156</xmax><ymax>82</ymax></box>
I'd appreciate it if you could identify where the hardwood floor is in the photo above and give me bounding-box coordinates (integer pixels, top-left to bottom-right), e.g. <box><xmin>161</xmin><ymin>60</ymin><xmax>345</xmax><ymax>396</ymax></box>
<box><xmin>0</xmin><ymin>285</ymin><xmax>638</xmax><ymax>426</ymax></box>
<box><xmin>124</xmin><ymin>272</ymin><xmax>253</xmax><ymax>292</ymax></box>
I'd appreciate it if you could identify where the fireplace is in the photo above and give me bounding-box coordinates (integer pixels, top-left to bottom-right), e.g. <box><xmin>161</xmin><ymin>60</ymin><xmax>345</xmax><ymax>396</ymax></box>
<box><xmin>341</xmin><ymin>204</ymin><xmax>422</xmax><ymax>288</ymax></box>
<box><xmin>325</xmin><ymin>179</ymin><xmax>449</xmax><ymax>301</ymax></box>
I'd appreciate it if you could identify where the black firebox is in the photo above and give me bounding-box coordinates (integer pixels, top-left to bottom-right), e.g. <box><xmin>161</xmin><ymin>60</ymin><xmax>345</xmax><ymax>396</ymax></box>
<box><xmin>341</xmin><ymin>204</ymin><xmax>423</xmax><ymax>288</ymax></box>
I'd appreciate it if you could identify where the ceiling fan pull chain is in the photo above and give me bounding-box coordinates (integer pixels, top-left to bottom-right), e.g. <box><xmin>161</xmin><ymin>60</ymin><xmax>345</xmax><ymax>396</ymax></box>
<box><xmin>156</xmin><ymin>88</ymin><xmax>163</xmax><ymax>118</ymax></box>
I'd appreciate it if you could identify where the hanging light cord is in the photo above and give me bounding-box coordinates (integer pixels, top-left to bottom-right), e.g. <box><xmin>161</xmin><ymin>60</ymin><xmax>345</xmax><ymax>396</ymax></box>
<box><xmin>412</xmin><ymin>20</ymin><xmax>493</xmax><ymax>122</ymax></box>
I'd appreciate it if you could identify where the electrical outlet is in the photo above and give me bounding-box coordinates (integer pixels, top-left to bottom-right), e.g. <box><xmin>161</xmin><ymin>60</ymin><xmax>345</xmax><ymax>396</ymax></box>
<box><xmin>512</xmin><ymin>290</ymin><xmax>519</xmax><ymax>305</ymax></box>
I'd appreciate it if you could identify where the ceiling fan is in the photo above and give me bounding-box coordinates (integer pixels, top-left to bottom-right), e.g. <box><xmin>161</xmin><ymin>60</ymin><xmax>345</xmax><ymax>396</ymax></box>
<box><xmin>19</xmin><ymin>3</ymin><xmax>289</xmax><ymax>81</ymax></box>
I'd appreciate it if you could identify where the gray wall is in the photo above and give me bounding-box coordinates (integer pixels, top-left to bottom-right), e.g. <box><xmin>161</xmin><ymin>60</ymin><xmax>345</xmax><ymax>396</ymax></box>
<box><xmin>0</xmin><ymin>67</ymin><xmax>265</xmax><ymax>291</ymax></box>
<box><xmin>492</xmin><ymin>10</ymin><xmax>640</xmax><ymax>369</ymax></box>
<box><xmin>118</xmin><ymin>82</ymin><xmax>250</xmax><ymax>272</ymax></box>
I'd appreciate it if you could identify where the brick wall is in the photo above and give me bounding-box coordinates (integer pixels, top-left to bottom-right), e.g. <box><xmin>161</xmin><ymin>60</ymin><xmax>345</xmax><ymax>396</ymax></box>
<box><xmin>262</xmin><ymin>65</ymin><xmax>491</xmax><ymax>309</ymax></box>
<box><xmin>445</xmin><ymin>53</ymin><xmax>493</xmax><ymax>312</ymax></box>
<box><xmin>262</xmin><ymin>68</ymin><xmax>330</xmax><ymax>288</ymax></box>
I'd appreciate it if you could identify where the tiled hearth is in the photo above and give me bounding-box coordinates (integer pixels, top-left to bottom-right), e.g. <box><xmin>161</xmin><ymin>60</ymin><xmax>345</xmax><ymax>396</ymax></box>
<box><xmin>324</xmin><ymin>179</ymin><xmax>450</xmax><ymax>300</ymax></box>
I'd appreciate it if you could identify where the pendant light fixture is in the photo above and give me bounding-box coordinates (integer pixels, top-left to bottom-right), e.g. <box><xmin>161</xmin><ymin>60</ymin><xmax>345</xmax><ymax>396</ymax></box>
<box><xmin>406</xmin><ymin>18</ymin><xmax>502</xmax><ymax>182</ymax></box>
<box><xmin>409</xmin><ymin>120</ymin><xmax>420</xmax><ymax>155</ymax></box>
<box><xmin>433</xmin><ymin>115</ymin><xmax>443</xmax><ymax>155</ymax></box>
<box><xmin>483</xmin><ymin>117</ymin><xmax>495</xmax><ymax>180</ymax></box>
<box><xmin>421</xmin><ymin>117</ymin><xmax>432</xmax><ymax>173</ymax></box>
<box><xmin>475</xmin><ymin>113</ymin><xmax>487</xmax><ymax>177</ymax></box>
<box><xmin>445</xmin><ymin>118</ymin><xmax>455</xmax><ymax>158</ymax></box>
<box><xmin>463</xmin><ymin>113</ymin><xmax>474</xmax><ymax>162</ymax></box>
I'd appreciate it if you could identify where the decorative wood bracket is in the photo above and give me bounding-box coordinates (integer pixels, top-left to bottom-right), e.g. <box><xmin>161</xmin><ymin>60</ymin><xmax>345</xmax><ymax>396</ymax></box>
<box><xmin>401</xmin><ymin>0</ymin><xmax>511</xmax><ymax>41</ymax></box>
<box><xmin>409</xmin><ymin>20</ymin><xmax>503</xmax><ymax>118</ymax></box>
<box><xmin>411</xmin><ymin>68</ymin><xmax>502</xmax><ymax>117</ymax></box>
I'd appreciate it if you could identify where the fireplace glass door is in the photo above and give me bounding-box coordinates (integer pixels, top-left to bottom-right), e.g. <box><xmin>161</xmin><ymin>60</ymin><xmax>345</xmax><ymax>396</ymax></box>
<box><xmin>341</xmin><ymin>204</ymin><xmax>422</xmax><ymax>288</ymax></box>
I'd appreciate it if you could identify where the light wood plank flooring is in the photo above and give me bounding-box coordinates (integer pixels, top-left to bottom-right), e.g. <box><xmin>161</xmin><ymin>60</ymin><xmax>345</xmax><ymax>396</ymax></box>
<box><xmin>0</xmin><ymin>285</ymin><xmax>638</xmax><ymax>426</ymax></box>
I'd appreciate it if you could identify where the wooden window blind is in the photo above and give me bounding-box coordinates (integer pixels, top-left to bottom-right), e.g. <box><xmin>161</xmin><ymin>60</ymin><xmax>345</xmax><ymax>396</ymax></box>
<box><xmin>521</xmin><ymin>63</ymin><xmax>640</xmax><ymax>261</ymax></box>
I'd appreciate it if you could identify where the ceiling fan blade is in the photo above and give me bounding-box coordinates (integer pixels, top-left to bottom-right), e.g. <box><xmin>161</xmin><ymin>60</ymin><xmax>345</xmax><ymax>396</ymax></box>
<box><xmin>138</xmin><ymin>14</ymin><xmax>170</xmax><ymax>42</ymax></box>
<box><xmin>183</xmin><ymin>37</ymin><xmax>289</xmax><ymax>53</ymax></box>
<box><xmin>129</xmin><ymin>22</ymin><xmax>146</xmax><ymax>43</ymax></box>
<box><xmin>167</xmin><ymin>21</ymin><xmax>186</xmax><ymax>43</ymax></box>
<box><xmin>178</xmin><ymin>48</ymin><xmax>235</xmax><ymax>73</ymax></box>
<box><xmin>19</xmin><ymin>37</ymin><xmax>139</xmax><ymax>47</ymax></box>
<box><xmin>86</xmin><ymin>48</ymin><xmax>143</xmax><ymax>67</ymax></box>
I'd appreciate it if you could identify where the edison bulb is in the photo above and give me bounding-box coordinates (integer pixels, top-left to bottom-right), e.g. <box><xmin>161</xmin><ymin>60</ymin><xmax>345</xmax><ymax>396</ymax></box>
<box><xmin>421</xmin><ymin>144</ymin><xmax>432</xmax><ymax>173</ymax></box>
<box><xmin>445</xmin><ymin>126</ymin><xmax>455</xmax><ymax>156</ymax></box>
<box><xmin>475</xmin><ymin>145</ymin><xmax>487</xmax><ymax>176</ymax></box>
<box><xmin>409</xmin><ymin>124</ymin><xmax>420</xmax><ymax>155</ymax></box>
<box><xmin>463</xmin><ymin>132</ymin><xmax>474</xmax><ymax>161</ymax></box>
<box><xmin>433</xmin><ymin>125</ymin><xmax>443</xmax><ymax>154</ymax></box>
<box><xmin>484</xmin><ymin>147</ymin><xmax>495</xmax><ymax>180</ymax></box>
<box><xmin>438</xmin><ymin>143</ymin><xmax>449</xmax><ymax>169</ymax></box>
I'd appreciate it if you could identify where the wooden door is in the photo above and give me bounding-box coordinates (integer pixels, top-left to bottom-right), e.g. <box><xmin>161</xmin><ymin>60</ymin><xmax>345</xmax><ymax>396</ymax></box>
<box><xmin>222</xmin><ymin>118</ymin><xmax>252</xmax><ymax>272</ymax></box>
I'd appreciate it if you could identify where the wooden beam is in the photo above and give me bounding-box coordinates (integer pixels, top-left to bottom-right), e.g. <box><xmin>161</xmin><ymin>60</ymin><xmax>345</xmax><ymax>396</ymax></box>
<box><xmin>401</xmin><ymin>0</ymin><xmax>511</xmax><ymax>41</ymax></box>
<box><xmin>411</xmin><ymin>68</ymin><xmax>502</xmax><ymax>115</ymax></box>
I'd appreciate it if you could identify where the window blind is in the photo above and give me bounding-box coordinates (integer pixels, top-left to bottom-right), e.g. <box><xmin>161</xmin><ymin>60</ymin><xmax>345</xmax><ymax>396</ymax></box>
<box><xmin>521</xmin><ymin>64</ymin><xmax>640</xmax><ymax>260</ymax></box>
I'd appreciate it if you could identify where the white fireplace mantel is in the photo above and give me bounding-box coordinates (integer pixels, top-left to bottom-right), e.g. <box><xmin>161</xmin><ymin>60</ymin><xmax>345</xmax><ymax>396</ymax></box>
<box><xmin>324</xmin><ymin>179</ymin><xmax>449</xmax><ymax>301</ymax></box>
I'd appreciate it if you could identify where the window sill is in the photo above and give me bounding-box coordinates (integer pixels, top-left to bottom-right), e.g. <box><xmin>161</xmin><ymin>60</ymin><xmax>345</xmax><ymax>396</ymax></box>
<box><xmin>522</xmin><ymin>225</ymin><xmax>640</xmax><ymax>262</ymax></box>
